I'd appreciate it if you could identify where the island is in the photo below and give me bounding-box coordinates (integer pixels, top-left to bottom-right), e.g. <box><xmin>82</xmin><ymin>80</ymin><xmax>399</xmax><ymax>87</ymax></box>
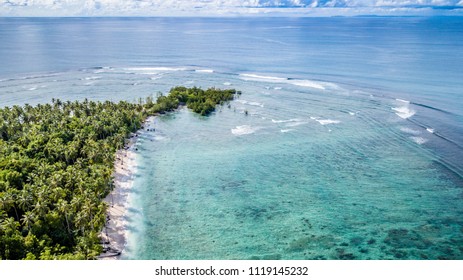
<box><xmin>0</xmin><ymin>86</ymin><xmax>239</xmax><ymax>259</ymax></box>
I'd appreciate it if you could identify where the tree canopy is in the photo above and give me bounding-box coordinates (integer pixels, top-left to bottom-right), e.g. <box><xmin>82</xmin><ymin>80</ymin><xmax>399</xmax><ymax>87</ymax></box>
<box><xmin>0</xmin><ymin>87</ymin><xmax>238</xmax><ymax>259</ymax></box>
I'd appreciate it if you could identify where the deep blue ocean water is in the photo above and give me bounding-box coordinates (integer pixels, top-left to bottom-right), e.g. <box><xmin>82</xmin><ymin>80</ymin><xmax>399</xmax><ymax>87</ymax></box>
<box><xmin>1</xmin><ymin>17</ymin><xmax>463</xmax><ymax>259</ymax></box>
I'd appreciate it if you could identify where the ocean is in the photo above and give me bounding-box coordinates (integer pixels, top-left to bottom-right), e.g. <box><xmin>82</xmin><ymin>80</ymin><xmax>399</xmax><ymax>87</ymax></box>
<box><xmin>1</xmin><ymin>17</ymin><xmax>462</xmax><ymax>259</ymax></box>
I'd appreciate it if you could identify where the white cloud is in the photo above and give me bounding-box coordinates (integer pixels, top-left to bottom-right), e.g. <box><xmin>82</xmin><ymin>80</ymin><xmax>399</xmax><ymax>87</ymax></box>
<box><xmin>1</xmin><ymin>0</ymin><xmax>462</xmax><ymax>16</ymax></box>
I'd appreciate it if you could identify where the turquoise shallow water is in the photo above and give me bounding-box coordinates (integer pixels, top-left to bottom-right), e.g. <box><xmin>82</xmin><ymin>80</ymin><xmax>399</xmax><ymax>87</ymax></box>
<box><xmin>1</xmin><ymin>17</ymin><xmax>462</xmax><ymax>259</ymax></box>
<box><xmin>123</xmin><ymin>71</ymin><xmax>463</xmax><ymax>260</ymax></box>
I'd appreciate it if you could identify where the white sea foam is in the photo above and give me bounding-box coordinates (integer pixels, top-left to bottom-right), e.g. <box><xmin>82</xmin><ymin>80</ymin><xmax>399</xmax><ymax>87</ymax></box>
<box><xmin>195</xmin><ymin>69</ymin><xmax>214</xmax><ymax>73</ymax></box>
<box><xmin>82</xmin><ymin>76</ymin><xmax>101</xmax><ymax>81</ymax></box>
<box><xmin>311</xmin><ymin>117</ymin><xmax>341</xmax><ymax>125</ymax></box>
<box><xmin>236</xmin><ymin>100</ymin><xmax>264</xmax><ymax>107</ymax></box>
<box><xmin>120</xmin><ymin>67</ymin><xmax>188</xmax><ymax>75</ymax></box>
<box><xmin>317</xmin><ymin>119</ymin><xmax>340</xmax><ymax>125</ymax></box>
<box><xmin>288</xmin><ymin>79</ymin><xmax>326</xmax><ymax>90</ymax></box>
<box><xmin>280</xmin><ymin>129</ymin><xmax>294</xmax><ymax>133</ymax></box>
<box><xmin>392</xmin><ymin>106</ymin><xmax>416</xmax><ymax>119</ymax></box>
<box><xmin>400</xmin><ymin>127</ymin><xmax>421</xmax><ymax>135</ymax></box>
<box><xmin>93</xmin><ymin>67</ymin><xmax>113</xmax><ymax>73</ymax></box>
<box><xmin>271</xmin><ymin>118</ymin><xmax>301</xmax><ymax>123</ymax></box>
<box><xmin>154</xmin><ymin>135</ymin><xmax>168</xmax><ymax>141</ymax></box>
<box><xmin>410</xmin><ymin>136</ymin><xmax>428</xmax><ymax>145</ymax></box>
<box><xmin>28</xmin><ymin>87</ymin><xmax>37</xmax><ymax>91</ymax></box>
<box><xmin>231</xmin><ymin>125</ymin><xmax>259</xmax><ymax>136</ymax></box>
<box><xmin>239</xmin><ymin>73</ymin><xmax>329</xmax><ymax>90</ymax></box>
<box><xmin>124</xmin><ymin>67</ymin><xmax>187</xmax><ymax>72</ymax></box>
<box><xmin>239</xmin><ymin>73</ymin><xmax>288</xmax><ymax>83</ymax></box>
<box><xmin>348</xmin><ymin>112</ymin><xmax>356</xmax><ymax>116</ymax></box>
<box><xmin>426</xmin><ymin>128</ymin><xmax>435</xmax><ymax>134</ymax></box>
<box><xmin>285</xmin><ymin>121</ymin><xmax>308</xmax><ymax>127</ymax></box>
<box><xmin>274</xmin><ymin>87</ymin><xmax>282</xmax><ymax>90</ymax></box>
<box><xmin>396</xmin><ymin>98</ymin><xmax>410</xmax><ymax>104</ymax></box>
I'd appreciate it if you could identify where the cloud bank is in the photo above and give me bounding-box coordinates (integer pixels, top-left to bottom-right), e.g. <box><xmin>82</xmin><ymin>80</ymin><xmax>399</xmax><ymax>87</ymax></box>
<box><xmin>2</xmin><ymin>0</ymin><xmax>463</xmax><ymax>16</ymax></box>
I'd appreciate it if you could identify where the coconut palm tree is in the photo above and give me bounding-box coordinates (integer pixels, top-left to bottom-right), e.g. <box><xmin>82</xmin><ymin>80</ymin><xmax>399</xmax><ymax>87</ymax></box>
<box><xmin>17</xmin><ymin>188</ymin><xmax>33</xmax><ymax>212</ymax></box>
<box><xmin>1</xmin><ymin>217</ymin><xmax>19</xmax><ymax>233</ymax></box>
<box><xmin>56</xmin><ymin>199</ymin><xmax>72</xmax><ymax>236</ymax></box>
<box><xmin>32</xmin><ymin>199</ymin><xmax>48</xmax><ymax>219</ymax></box>
<box><xmin>20</xmin><ymin>211</ymin><xmax>35</xmax><ymax>232</ymax></box>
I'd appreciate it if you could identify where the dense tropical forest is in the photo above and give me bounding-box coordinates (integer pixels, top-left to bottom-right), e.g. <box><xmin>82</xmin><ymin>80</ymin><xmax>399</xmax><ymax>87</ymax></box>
<box><xmin>0</xmin><ymin>86</ymin><xmax>238</xmax><ymax>259</ymax></box>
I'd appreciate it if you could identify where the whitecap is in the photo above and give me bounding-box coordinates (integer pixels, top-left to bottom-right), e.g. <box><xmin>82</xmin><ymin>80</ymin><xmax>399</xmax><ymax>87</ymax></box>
<box><xmin>231</xmin><ymin>125</ymin><xmax>259</xmax><ymax>136</ymax></box>
<box><xmin>239</xmin><ymin>73</ymin><xmax>288</xmax><ymax>83</ymax></box>
<box><xmin>410</xmin><ymin>136</ymin><xmax>428</xmax><ymax>145</ymax></box>
<box><xmin>124</xmin><ymin>67</ymin><xmax>187</xmax><ymax>72</ymax></box>
<box><xmin>120</xmin><ymin>67</ymin><xmax>188</xmax><ymax>75</ymax></box>
<box><xmin>288</xmin><ymin>79</ymin><xmax>326</xmax><ymax>90</ymax></box>
<box><xmin>426</xmin><ymin>128</ymin><xmax>435</xmax><ymax>134</ymax></box>
<box><xmin>314</xmin><ymin>118</ymin><xmax>341</xmax><ymax>125</ymax></box>
<box><xmin>195</xmin><ymin>69</ymin><xmax>214</xmax><ymax>73</ymax></box>
<box><xmin>82</xmin><ymin>76</ymin><xmax>101</xmax><ymax>81</ymax></box>
<box><xmin>396</xmin><ymin>98</ymin><xmax>410</xmax><ymax>104</ymax></box>
<box><xmin>248</xmin><ymin>101</ymin><xmax>264</xmax><ymax>108</ymax></box>
<box><xmin>348</xmin><ymin>112</ymin><xmax>356</xmax><ymax>116</ymax></box>
<box><xmin>392</xmin><ymin>106</ymin><xmax>415</xmax><ymax>119</ymax></box>
<box><xmin>318</xmin><ymin>119</ymin><xmax>340</xmax><ymax>125</ymax></box>
<box><xmin>271</xmin><ymin>118</ymin><xmax>301</xmax><ymax>123</ymax></box>
<box><xmin>280</xmin><ymin>129</ymin><xmax>294</xmax><ymax>133</ymax></box>
<box><xmin>400</xmin><ymin>127</ymin><xmax>421</xmax><ymax>135</ymax></box>
<box><xmin>28</xmin><ymin>87</ymin><xmax>37</xmax><ymax>91</ymax></box>
<box><xmin>239</xmin><ymin>73</ymin><xmax>327</xmax><ymax>90</ymax></box>
<box><xmin>274</xmin><ymin>87</ymin><xmax>282</xmax><ymax>90</ymax></box>
<box><xmin>285</xmin><ymin>121</ymin><xmax>308</xmax><ymax>127</ymax></box>
<box><xmin>93</xmin><ymin>66</ymin><xmax>113</xmax><ymax>73</ymax></box>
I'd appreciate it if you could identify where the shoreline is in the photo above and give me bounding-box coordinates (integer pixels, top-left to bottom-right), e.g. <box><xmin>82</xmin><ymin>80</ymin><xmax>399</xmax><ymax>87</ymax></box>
<box><xmin>98</xmin><ymin>116</ymin><xmax>156</xmax><ymax>260</ymax></box>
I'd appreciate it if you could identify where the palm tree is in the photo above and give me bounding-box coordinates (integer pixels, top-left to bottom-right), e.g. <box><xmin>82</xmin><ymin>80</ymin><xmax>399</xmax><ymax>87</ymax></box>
<box><xmin>32</xmin><ymin>199</ymin><xmax>49</xmax><ymax>219</ymax></box>
<box><xmin>82</xmin><ymin>199</ymin><xmax>95</xmax><ymax>230</ymax></box>
<box><xmin>1</xmin><ymin>217</ymin><xmax>20</xmax><ymax>233</ymax></box>
<box><xmin>74</xmin><ymin>210</ymin><xmax>87</xmax><ymax>235</ymax></box>
<box><xmin>0</xmin><ymin>209</ymin><xmax>7</xmax><ymax>225</ymax></box>
<box><xmin>21</xmin><ymin>211</ymin><xmax>35</xmax><ymax>232</ymax></box>
<box><xmin>0</xmin><ymin>194</ymin><xmax>10</xmax><ymax>212</ymax></box>
<box><xmin>0</xmin><ymin>192</ymin><xmax>19</xmax><ymax>221</ymax></box>
<box><xmin>17</xmin><ymin>189</ymin><xmax>33</xmax><ymax>212</ymax></box>
<box><xmin>56</xmin><ymin>199</ymin><xmax>72</xmax><ymax>235</ymax></box>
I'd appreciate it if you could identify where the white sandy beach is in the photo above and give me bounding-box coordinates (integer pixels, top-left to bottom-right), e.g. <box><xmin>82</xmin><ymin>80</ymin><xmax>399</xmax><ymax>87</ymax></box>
<box><xmin>99</xmin><ymin>116</ymin><xmax>156</xmax><ymax>260</ymax></box>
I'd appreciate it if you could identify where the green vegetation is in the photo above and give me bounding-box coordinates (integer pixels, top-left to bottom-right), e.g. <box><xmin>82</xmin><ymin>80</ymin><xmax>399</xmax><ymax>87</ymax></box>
<box><xmin>150</xmin><ymin>86</ymin><xmax>239</xmax><ymax>116</ymax></box>
<box><xmin>0</xmin><ymin>87</ymin><xmax>238</xmax><ymax>259</ymax></box>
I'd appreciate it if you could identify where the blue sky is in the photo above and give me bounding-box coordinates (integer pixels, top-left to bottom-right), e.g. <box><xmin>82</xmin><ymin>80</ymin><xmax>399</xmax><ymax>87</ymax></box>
<box><xmin>1</xmin><ymin>0</ymin><xmax>463</xmax><ymax>16</ymax></box>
